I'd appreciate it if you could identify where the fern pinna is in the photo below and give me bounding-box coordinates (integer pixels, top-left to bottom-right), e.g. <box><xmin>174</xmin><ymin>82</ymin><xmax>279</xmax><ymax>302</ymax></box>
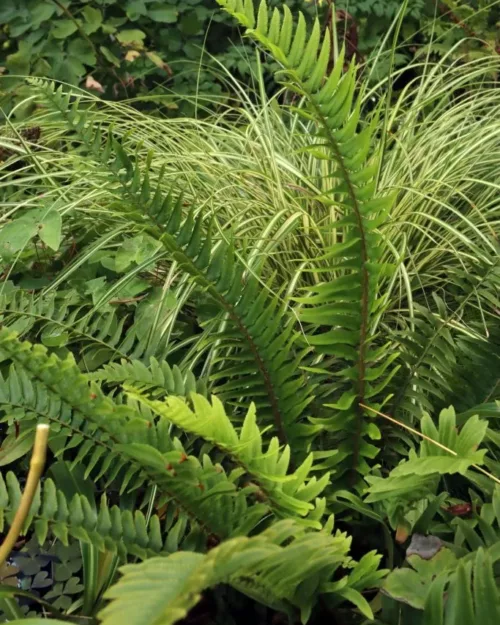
<box><xmin>216</xmin><ymin>0</ymin><xmax>397</xmax><ymax>483</ymax></box>
<box><xmin>100</xmin><ymin>519</ymin><xmax>385</xmax><ymax>625</ymax></box>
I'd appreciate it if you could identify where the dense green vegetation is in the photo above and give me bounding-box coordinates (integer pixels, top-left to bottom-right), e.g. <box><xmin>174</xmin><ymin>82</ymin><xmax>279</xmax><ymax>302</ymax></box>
<box><xmin>0</xmin><ymin>1</ymin><xmax>499</xmax><ymax>624</ymax></box>
<box><xmin>1</xmin><ymin>1</ymin><xmax>499</xmax><ymax>117</ymax></box>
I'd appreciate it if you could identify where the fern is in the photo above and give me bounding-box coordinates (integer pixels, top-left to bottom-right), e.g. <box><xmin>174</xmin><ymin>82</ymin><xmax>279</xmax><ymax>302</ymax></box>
<box><xmin>127</xmin><ymin>389</ymin><xmax>329</xmax><ymax>524</ymax></box>
<box><xmin>2</xmin><ymin>5</ymin><xmax>495</xmax><ymax>622</ymax></box>
<box><xmin>0</xmin><ymin>326</ymin><xmax>170</xmax><ymax>494</ymax></box>
<box><xmin>28</xmin><ymin>78</ymin><xmax>317</xmax><ymax>455</ymax></box>
<box><xmin>0</xmin><ymin>472</ymin><xmax>173</xmax><ymax>560</ymax></box>
<box><xmin>391</xmin><ymin>260</ymin><xmax>500</xmax><ymax>421</ymax></box>
<box><xmin>0</xmin><ymin>330</ymin><xmax>387</xmax><ymax>623</ymax></box>
<box><xmin>0</xmin><ymin>288</ymin><xmax>170</xmax><ymax>367</ymax></box>
<box><xmin>382</xmin><ymin>545</ymin><xmax>500</xmax><ymax>625</ymax></box>
<box><xmin>216</xmin><ymin>0</ymin><xmax>397</xmax><ymax>483</ymax></box>
<box><xmin>99</xmin><ymin>519</ymin><xmax>384</xmax><ymax>625</ymax></box>
<box><xmin>365</xmin><ymin>405</ymin><xmax>488</xmax><ymax>505</ymax></box>
<box><xmin>0</xmin><ymin>328</ymin><xmax>331</xmax><ymax>546</ymax></box>
<box><xmin>89</xmin><ymin>357</ymin><xmax>206</xmax><ymax>398</ymax></box>
<box><xmin>0</xmin><ymin>328</ymin><xmax>271</xmax><ymax>542</ymax></box>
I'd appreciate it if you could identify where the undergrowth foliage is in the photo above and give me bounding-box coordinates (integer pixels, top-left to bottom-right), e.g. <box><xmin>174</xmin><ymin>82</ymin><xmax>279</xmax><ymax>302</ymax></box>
<box><xmin>0</xmin><ymin>326</ymin><xmax>384</xmax><ymax>623</ymax></box>
<box><xmin>0</xmin><ymin>1</ymin><xmax>500</xmax><ymax>624</ymax></box>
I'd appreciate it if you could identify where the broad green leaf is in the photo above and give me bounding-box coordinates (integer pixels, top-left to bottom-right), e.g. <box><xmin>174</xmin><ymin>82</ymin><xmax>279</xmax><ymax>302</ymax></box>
<box><xmin>126</xmin><ymin>0</ymin><xmax>149</xmax><ymax>20</ymax></box>
<box><xmin>382</xmin><ymin>568</ymin><xmax>427</xmax><ymax>609</ymax></box>
<box><xmin>0</xmin><ymin>219</ymin><xmax>37</xmax><ymax>256</ymax></box>
<box><xmin>51</xmin><ymin>20</ymin><xmax>78</xmax><ymax>39</ymax></box>
<box><xmin>148</xmin><ymin>7</ymin><xmax>178</xmax><ymax>23</ymax></box>
<box><xmin>0</xmin><ymin>208</ymin><xmax>62</xmax><ymax>256</ymax></box>
<box><xmin>384</xmin><ymin>550</ymin><xmax>456</xmax><ymax>611</ymax></box>
<box><xmin>407</xmin><ymin>549</ymin><xmax>457</xmax><ymax>577</ymax></box>
<box><xmin>31</xmin><ymin>3</ymin><xmax>56</xmax><ymax>26</ymax></box>
<box><xmin>67</xmin><ymin>38</ymin><xmax>97</xmax><ymax>66</ymax></box>
<box><xmin>37</xmin><ymin>209</ymin><xmax>62</xmax><ymax>251</ymax></box>
<box><xmin>82</xmin><ymin>6</ymin><xmax>103</xmax><ymax>34</ymax></box>
<box><xmin>5</xmin><ymin>47</ymin><xmax>31</xmax><ymax>74</ymax></box>
<box><xmin>116</xmin><ymin>30</ymin><xmax>146</xmax><ymax>46</ymax></box>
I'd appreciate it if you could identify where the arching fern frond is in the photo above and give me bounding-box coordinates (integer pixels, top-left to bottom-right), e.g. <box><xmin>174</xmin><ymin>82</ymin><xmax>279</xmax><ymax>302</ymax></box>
<box><xmin>89</xmin><ymin>357</ymin><xmax>206</xmax><ymax>398</ymax></box>
<box><xmin>391</xmin><ymin>257</ymin><xmax>500</xmax><ymax>421</ymax></box>
<box><xmin>99</xmin><ymin>519</ymin><xmax>384</xmax><ymax>625</ymax></box>
<box><xmin>127</xmin><ymin>390</ymin><xmax>329</xmax><ymax>525</ymax></box>
<box><xmin>28</xmin><ymin>78</ymin><xmax>317</xmax><ymax>456</ymax></box>
<box><xmin>390</xmin><ymin>301</ymin><xmax>460</xmax><ymax>421</ymax></box>
<box><xmin>0</xmin><ymin>288</ymin><xmax>170</xmax><ymax>367</ymax></box>
<box><xmin>216</xmin><ymin>0</ymin><xmax>397</xmax><ymax>484</ymax></box>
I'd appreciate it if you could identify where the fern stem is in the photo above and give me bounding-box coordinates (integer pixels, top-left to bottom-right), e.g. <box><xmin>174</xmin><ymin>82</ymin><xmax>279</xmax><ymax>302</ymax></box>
<box><xmin>306</xmin><ymin>98</ymin><xmax>370</xmax><ymax>478</ymax></box>
<box><xmin>157</xmin><ymin>232</ymin><xmax>290</xmax><ymax>446</ymax></box>
<box><xmin>225</xmin><ymin>304</ymin><xmax>288</xmax><ymax>445</ymax></box>
<box><xmin>0</xmin><ymin>424</ymin><xmax>50</xmax><ymax>567</ymax></box>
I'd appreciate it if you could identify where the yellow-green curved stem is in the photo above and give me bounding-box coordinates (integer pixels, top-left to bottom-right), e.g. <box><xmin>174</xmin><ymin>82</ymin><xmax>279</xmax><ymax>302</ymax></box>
<box><xmin>0</xmin><ymin>423</ymin><xmax>50</xmax><ymax>567</ymax></box>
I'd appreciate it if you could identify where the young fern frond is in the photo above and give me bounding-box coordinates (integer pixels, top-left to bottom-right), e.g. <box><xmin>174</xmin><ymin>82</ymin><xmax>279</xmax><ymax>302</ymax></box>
<box><xmin>28</xmin><ymin>78</ymin><xmax>316</xmax><ymax>455</ymax></box>
<box><xmin>217</xmin><ymin>0</ymin><xmax>397</xmax><ymax>482</ymax></box>
<box><xmin>127</xmin><ymin>389</ymin><xmax>329</xmax><ymax>524</ymax></box>
<box><xmin>365</xmin><ymin>405</ymin><xmax>489</xmax><ymax>505</ymax></box>
<box><xmin>99</xmin><ymin>519</ymin><xmax>384</xmax><ymax>625</ymax></box>
<box><xmin>0</xmin><ymin>472</ymin><xmax>175</xmax><ymax>560</ymax></box>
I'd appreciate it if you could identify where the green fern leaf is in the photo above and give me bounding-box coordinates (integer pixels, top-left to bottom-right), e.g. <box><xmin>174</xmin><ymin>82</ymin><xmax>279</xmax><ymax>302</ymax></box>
<box><xmin>99</xmin><ymin>520</ymin><xmax>376</xmax><ymax>625</ymax></box>
<box><xmin>216</xmin><ymin>0</ymin><xmax>397</xmax><ymax>484</ymax></box>
<box><xmin>365</xmin><ymin>406</ymin><xmax>489</xmax><ymax>504</ymax></box>
<box><xmin>28</xmin><ymin>77</ymin><xmax>317</xmax><ymax>457</ymax></box>
<box><xmin>127</xmin><ymin>390</ymin><xmax>328</xmax><ymax>524</ymax></box>
<box><xmin>0</xmin><ymin>473</ymin><xmax>176</xmax><ymax>559</ymax></box>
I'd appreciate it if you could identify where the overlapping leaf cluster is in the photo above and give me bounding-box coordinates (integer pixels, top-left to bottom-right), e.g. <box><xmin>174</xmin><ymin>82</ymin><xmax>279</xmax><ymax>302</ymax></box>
<box><xmin>1</xmin><ymin>1</ymin><xmax>500</xmax><ymax>624</ymax></box>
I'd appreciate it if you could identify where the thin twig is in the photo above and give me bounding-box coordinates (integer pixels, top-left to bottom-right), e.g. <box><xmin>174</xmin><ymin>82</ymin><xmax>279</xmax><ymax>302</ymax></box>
<box><xmin>0</xmin><ymin>424</ymin><xmax>50</xmax><ymax>567</ymax></box>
